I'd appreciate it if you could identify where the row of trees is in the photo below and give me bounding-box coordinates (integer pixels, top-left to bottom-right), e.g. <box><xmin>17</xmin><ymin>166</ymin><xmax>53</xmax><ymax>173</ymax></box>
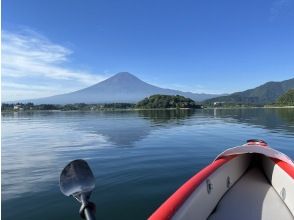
<box><xmin>1</xmin><ymin>103</ymin><xmax>136</xmax><ymax>111</ymax></box>
<box><xmin>2</xmin><ymin>95</ymin><xmax>203</xmax><ymax>111</ymax></box>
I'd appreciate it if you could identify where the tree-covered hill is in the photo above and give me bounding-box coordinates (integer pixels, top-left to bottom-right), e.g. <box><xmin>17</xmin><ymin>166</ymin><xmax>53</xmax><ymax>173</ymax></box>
<box><xmin>205</xmin><ymin>78</ymin><xmax>294</xmax><ymax>105</ymax></box>
<box><xmin>136</xmin><ymin>94</ymin><xmax>202</xmax><ymax>109</ymax></box>
<box><xmin>277</xmin><ymin>89</ymin><xmax>294</xmax><ymax>106</ymax></box>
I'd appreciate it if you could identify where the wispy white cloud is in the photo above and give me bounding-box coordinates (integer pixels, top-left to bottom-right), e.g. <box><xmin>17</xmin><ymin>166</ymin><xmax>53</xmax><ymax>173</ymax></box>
<box><xmin>2</xmin><ymin>81</ymin><xmax>83</xmax><ymax>101</ymax></box>
<box><xmin>3</xmin><ymin>82</ymin><xmax>62</xmax><ymax>91</ymax></box>
<box><xmin>2</xmin><ymin>29</ymin><xmax>108</xmax><ymax>101</ymax></box>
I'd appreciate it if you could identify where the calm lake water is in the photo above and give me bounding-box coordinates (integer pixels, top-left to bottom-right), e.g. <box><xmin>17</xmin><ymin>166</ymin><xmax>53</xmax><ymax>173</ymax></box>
<box><xmin>2</xmin><ymin>108</ymin><xmax>294</xmax><ymax>220</ymax></box>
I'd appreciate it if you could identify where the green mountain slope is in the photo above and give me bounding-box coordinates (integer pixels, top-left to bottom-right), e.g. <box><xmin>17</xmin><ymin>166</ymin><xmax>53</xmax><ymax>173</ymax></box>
<box><xmin>205</xmin><ymin>78</ymin><xmax>294</xmax><ymax>105</ymax></box>
<box><xmin>277</xmin><ymin>89</ymin><xmax>294</xmax><ymax>106</ymax></box>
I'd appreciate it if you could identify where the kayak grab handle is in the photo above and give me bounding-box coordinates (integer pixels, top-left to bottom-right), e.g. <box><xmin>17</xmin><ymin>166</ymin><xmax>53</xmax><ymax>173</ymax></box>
<box><xmin>246</xmin><ymin>139</ymin><xmax>268</xmax><ymax>146</ymax></box>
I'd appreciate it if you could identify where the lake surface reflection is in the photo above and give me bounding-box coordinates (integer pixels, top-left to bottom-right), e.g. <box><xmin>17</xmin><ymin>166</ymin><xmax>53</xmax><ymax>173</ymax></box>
<box><xmin>2</xmin><ymin>108</ymin><xmax>294</xmax><ymax>220</ymax></box>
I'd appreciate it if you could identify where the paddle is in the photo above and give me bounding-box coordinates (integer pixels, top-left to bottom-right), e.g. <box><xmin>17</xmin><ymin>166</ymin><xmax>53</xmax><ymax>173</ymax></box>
<box><xmin>59</xmin><ymin>159</ymin><xmax>96</xmax><ymax>220</ymax></box>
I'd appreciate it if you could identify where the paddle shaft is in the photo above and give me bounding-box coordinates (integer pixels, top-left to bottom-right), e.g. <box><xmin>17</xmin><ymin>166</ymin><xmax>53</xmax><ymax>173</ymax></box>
<box><xmin>84</xmin><ymin>207</ymin><xmax>95</xmax><ymax>220</ymax></box>
<box><xmin>80</xmin><ymin>194</ymin><xmax>96</xmax><ymax>220</ymax></box>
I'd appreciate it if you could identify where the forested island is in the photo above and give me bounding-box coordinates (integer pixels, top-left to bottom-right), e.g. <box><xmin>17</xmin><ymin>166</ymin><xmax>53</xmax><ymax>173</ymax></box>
<box><xmin>136</xmin><ymin>95</ymin><xmax>202</xmax><ymax>109</ymax></box>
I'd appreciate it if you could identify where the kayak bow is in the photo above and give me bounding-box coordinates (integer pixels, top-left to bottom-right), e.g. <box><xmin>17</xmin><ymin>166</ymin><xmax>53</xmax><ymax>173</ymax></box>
<box><xmin>149</xmin><ymin>140</ymin><xmax>294</xmax><ymax>220</ymax></box>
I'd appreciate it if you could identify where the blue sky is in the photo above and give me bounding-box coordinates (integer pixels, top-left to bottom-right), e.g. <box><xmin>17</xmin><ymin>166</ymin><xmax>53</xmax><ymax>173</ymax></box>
<box><xmin>2</xmin><ymin>0</ymin><xmax>294</xmax><ymax>101</ymax></box>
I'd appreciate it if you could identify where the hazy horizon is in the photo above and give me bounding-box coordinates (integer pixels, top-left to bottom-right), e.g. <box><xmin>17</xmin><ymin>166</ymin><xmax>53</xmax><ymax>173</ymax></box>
<box><xmin>3</xmin><ymin>71</ymin><xmax>294</xmax><ymax>103</ymax></box>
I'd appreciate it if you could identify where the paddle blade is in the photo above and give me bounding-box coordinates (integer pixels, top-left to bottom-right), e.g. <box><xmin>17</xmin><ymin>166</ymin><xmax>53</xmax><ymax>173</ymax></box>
<box><xmin>59</xmin><ymin>159</ymin><xmax>95</xmax><ymax>197</ymax></box>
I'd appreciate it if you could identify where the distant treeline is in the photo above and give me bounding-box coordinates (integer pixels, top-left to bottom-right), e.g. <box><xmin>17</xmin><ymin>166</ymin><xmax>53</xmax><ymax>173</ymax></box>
<box><xmin>2</xmin><ymin>95</ymin><xmax>204</xmax><ymax>111</ymax></box>
<box><xmin>204</xmin><ymin>102</ymin><xmax>265</xmax><ymax>108</ymax></box>
<box><xmin>1</xmin><ymin>103</ymin><xmax>136</xmax><ymax>111</ymax></box>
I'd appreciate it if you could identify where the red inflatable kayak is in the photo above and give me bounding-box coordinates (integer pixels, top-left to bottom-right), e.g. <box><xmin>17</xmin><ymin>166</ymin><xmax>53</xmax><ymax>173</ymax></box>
<box><xmin>149</xmin><ymin>140</ymin><xmax>294</xmax><ymax>220</ymax></box>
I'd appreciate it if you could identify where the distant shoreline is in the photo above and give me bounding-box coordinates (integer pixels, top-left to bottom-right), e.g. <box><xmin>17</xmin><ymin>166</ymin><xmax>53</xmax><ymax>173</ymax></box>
<box><xmin>205</xmin><ymin>106</ymin><xmax>294</xmax><ymax>109</ymax></box>
<box><xmin>1</xmin><ymin>107</ymin><xmax>199</xmax><ymax>113</ymax></box>
<box><xmin>2</xmin><ymin>106</ymin><xmax>294</xmax><ymax>113</ymax></box>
